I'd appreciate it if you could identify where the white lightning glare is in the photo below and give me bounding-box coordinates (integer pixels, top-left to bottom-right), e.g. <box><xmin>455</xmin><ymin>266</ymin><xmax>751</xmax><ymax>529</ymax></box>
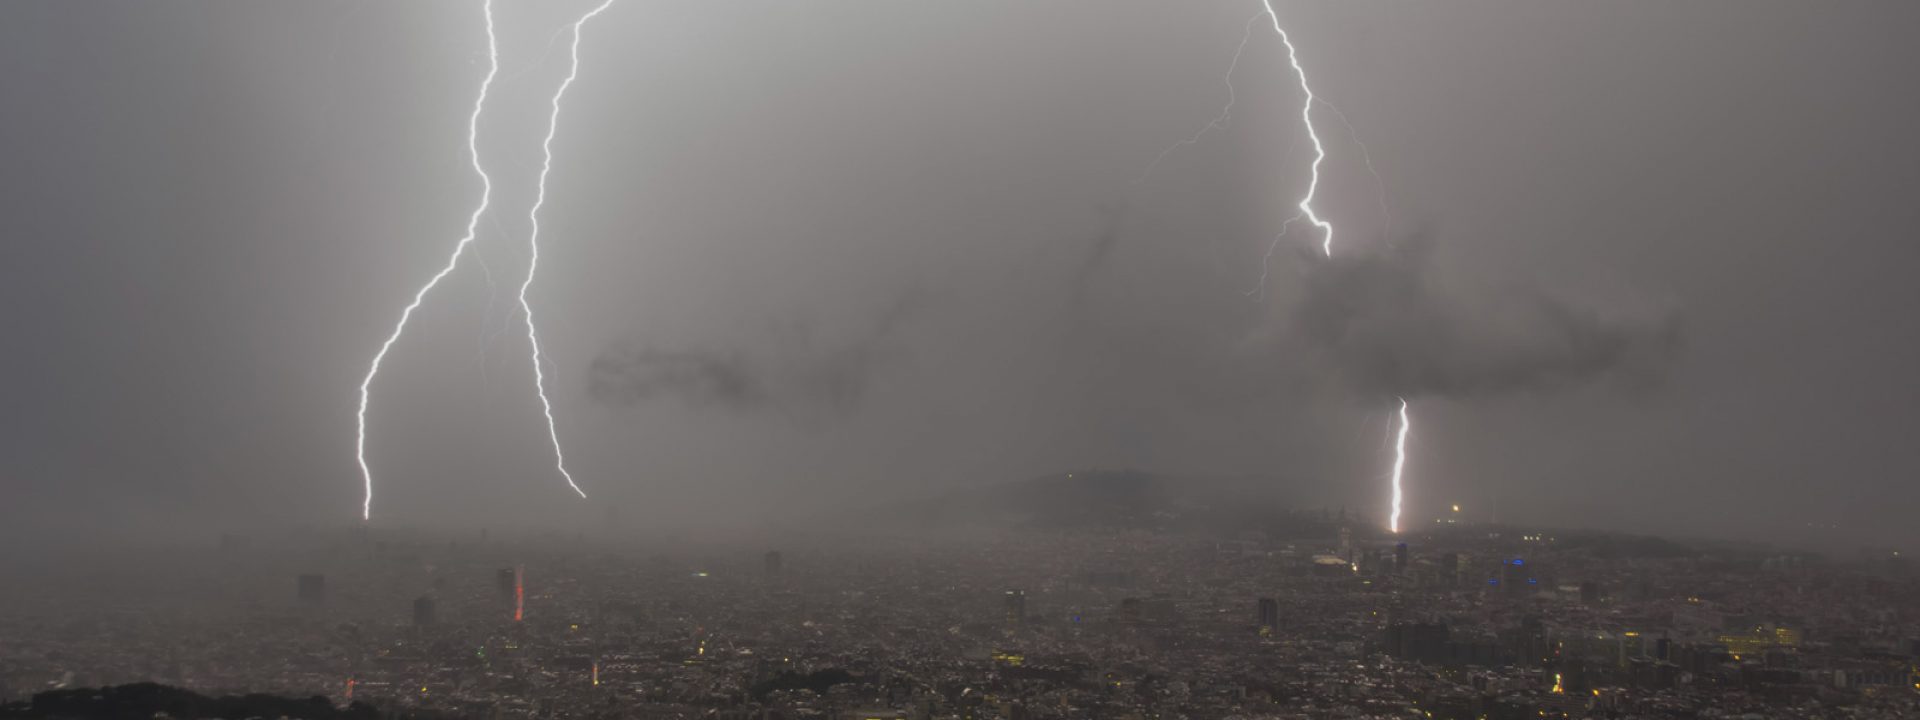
<box><xmin>1391</xmin><ymin>398</ymin><xmax>1409</xmax><ymax>534</ymax></box>
<box><xmin>1257</xmin><ymin>0</ymin><xmax>1334</xmax><ymax>257</ymax></box>
<box><xmin>519</xmin><ymin>0</ymin><xmax>618</xmax><ymax>499</ymax></box>
<box><xmin>355</xmin><ymin>0</ymin><xmax>499</xmax><ymax>521</ymax></box>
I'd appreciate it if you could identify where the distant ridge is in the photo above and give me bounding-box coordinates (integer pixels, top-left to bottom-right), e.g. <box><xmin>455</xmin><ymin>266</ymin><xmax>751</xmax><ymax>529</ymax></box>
<box><xmin>866</xmin><ymin>469</ymin><xmax>1327</xmax><ymax>535</ymax></box>
<box><xmin>0</xmin><ymin>683</ymin><xmax>435</xmax><ymax>720</ymax></box>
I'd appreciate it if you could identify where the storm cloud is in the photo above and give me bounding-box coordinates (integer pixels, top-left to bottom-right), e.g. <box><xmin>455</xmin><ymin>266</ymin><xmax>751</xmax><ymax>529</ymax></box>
<box><xmin>586</xmin><ymin>346</ymin><xmax>767</xmax><ymax>411</ymax></box>
<box><xmin>1</xmin><ymin>1</ymin><xmax>1915</xmax><ymax>546</ymax></box>
<box><xmin>1291</xmin><ymin>238</ymin><xmax>1681</xmax><ymax>400</ymax></box>
<box><xmin>586</xmin><ymin>287</ymin><xmax>925</xmax><ymax>417</ymax></box>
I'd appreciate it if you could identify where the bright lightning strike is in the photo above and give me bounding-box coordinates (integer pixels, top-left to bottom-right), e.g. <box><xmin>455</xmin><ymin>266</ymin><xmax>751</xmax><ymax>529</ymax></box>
<box><xmin>1390</xmin><ymin>398</ymin><xmax>1409</xmax><ymax>534</ymax></box>
<box><xmin>1257</xmin><ymin>0</ymin><xmax>1334</xmax><ymax>258</ymax></box>
<box><xmin>1244</xmin><ymin>4</ymin><xmax>1410</xmax><ymax>535</ymax></box>
<box><xmin>355</xmin><ymin>0</ymin><xmax>499</xmax><ymax>522</ymax></box>
<box><xmin>518</xmin><ymin>0</ymin><xmax>618</xmax><ymax>500</ymax></box>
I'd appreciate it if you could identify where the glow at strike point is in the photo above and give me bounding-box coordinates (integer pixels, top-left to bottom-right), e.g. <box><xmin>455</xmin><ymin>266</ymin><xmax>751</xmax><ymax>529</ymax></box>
<box><xmin>1391</xmin><ymin>398</ymin><xmax>1409</xmax><ymax>534</ymax></box>
<box><xmin>1249</xmin><ymin>2</ymin><xmax>1411</xmax><ymax>533</ymax></box>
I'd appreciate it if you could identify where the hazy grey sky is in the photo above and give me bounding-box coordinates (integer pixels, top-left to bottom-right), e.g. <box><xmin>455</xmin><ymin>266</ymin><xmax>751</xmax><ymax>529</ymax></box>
<box><xmin>1</xmin><ymin>1</ymin><xmax>1915</xmax><ymax>546</ymax></box>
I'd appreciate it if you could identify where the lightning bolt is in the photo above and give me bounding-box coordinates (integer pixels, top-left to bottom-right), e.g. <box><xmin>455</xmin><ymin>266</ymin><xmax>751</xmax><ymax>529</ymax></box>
<box><xmin>355</xmin><ymin>0</ymin><xmax>499</xmax><ymax>521</ymax></box>
<box><xmin>1257</xmin><ymin>0</ymin><xmax>1334</xmax><ymax>258</ymax></box>
<box><xmin>1317</xmin><ymin>99</ymin><xmax>1391</xmax><ymax>242</ymax></box>
<box><xmin>1241</xmin><ymin>4</ymin><xmax>1411</xmax><ymax>533</ymax></box>
<box><xmin>519</xmin><ymin>0</ymin><xmax>618</xmax><ymax>500</ymax></box>
<box><xmin>1391</xmin><ymin>398</ymin><xmax>1409</xmax><ymax>534</ymax></box>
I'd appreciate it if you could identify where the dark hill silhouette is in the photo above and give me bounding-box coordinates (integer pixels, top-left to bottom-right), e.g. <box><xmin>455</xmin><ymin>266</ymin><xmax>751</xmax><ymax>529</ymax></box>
<box><xmin>0</xmin><ymin>682</ymin><xmax>438</xmax><ymax>720</ymax></box>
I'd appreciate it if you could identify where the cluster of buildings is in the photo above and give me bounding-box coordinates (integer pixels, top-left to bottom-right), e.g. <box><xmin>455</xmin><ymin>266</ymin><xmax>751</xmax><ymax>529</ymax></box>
<box><xmin>1</xmin><ymin>520</ymin><xmax>1917</xmax><ymax>719</ymax></box>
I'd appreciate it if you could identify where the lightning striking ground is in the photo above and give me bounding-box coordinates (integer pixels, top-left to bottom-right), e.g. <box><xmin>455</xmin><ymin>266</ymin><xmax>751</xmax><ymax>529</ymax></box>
<box><xmin>517</xmin><ymin>0</ymin><xmax>618</xmax><ymax>500</ymax></box>
<box><xmin>354</xmin><ymin>0</ymin><xmax>499</xmax><ymax>521</ymax></box>
<box><xmin>1241</xmin><ymin>3</ymin><xmax>1411</xmax><ymax>532</ymax></box>
<box><xmin>1391</xmin><ymin>398</ymin><xmax>1409</xmax><ymax>534</ymax></box>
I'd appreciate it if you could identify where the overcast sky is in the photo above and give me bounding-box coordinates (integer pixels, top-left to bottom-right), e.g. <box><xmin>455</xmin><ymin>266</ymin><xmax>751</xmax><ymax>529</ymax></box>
<box><xmin>1</xmin><ymin>1</ymin><xmax>1915</xmax><ymax>547</ymax></box>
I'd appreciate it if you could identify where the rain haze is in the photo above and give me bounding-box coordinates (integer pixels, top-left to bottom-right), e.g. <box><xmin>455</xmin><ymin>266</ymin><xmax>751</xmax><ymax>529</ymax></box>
<box><xmin>2</xmin><ymin>0</ymin><xmax>1917</xmax><ymax>549</ymax></box>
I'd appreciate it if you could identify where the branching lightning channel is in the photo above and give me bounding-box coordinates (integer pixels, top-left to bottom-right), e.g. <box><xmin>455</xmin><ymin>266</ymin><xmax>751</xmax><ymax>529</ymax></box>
<box><xmin>518</xmin><ymin>0</ymin><xmax>617</xmax><ymax>500</ymax></box>
<box><xmin>1256</xmin><ymin>0</ymin><xmax>1334</xmax><ymax>258</ymax></box>
<box><xmin>1317</xmin><ymin>98</ymin><xmax>1391</xmax><ymax>242</ymax></box>
<box><xmin>1391</xmin><ymin>398</ymin><xmax>1409</xmax><ymax>534</ymax></box>
<box><xmin>1135</xmin><ymin>13</ymin><xmax>1262</xmax><ymax>186</ymax></box>
<box><xmin>355</xmin><ymin>0</ymin><xmax>499</xmax><ymax>521</ymax></box>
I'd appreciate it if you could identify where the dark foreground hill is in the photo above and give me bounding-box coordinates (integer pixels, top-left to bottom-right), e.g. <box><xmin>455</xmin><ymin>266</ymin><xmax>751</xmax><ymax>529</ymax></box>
<box><xmin>0</xmin><ymin>683</ymin><xmax>444</xmax><ymax>720</ymax></box>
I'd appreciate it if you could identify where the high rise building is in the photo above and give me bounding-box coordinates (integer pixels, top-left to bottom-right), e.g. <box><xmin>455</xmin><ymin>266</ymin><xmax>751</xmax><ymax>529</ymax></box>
<box><xmin>413</xmin><ymin>595</ymin><xmax>436</xmax><ymax>626</ymax></box>
<box><xmin>496</xmin><ymin>568</ymin><xmax>516</xmax><ymax>599</ymax></box>
<box><xmin>1257</xmin><ymin>597</ymin><xmax>1279</xmax><ymax>633</ymax></box>
<box><xmin>298</xmin><ymin>574</ymin><xmax>325</xmax><ymax>604</ymax></box>
<box><xmin>1004</xmin><ymin>590</ymin><xmax>1026</xmax><ymax>625</ymax></box>
<box><xmin>1580</xmin><ymin>581</ymin><xmax>1603</xmax><ymax>604</ymax></box>
<box><xmin>1394</xmin><ymin>542</ymin><xmax>1409</xmax><ymax>573</ymax></box>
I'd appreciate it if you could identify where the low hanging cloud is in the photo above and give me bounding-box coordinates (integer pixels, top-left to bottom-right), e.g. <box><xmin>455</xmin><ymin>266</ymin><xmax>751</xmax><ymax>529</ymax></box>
<box><xmin>585</xmin><ymin>288</ymin><xmax>926</xmax><ymax>417</ymax></box>
<box><xmin>1290</xmin><ymin>241</ymin><xmax>1682</xmax><ymax>400</ymax></box>
<box><xmin>586</xmin><ymin>347</ymin><xmax>768</xmax><ymax>411</ymax></box>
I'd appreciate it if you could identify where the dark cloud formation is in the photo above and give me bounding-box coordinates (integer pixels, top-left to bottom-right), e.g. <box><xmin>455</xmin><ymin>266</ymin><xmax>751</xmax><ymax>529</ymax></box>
<box><xmin>1293</xmin><ymin>237</ymin><xmax>1681</xmax><ymax>400</ymax></box>
<box><xmin>586</xmin><ymin>288</ymin><xmax>925</xmax><ymax>417</ymax></box>
<box><xmin>1071</xmin><ymin>202</ymin><xmax>1130</xmax><ymax>295</ymax></box>
<box><xmin>587</xmin><ymin>346</ymin><xmax>766</xmax><ymax>411</ymax></box>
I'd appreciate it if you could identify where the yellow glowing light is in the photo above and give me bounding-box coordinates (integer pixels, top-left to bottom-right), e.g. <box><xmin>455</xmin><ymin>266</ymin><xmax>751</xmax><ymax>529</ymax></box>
<box><xmin>1452</xmin><ymin>504</ymin><xmax>1461</xmax><ymax>513</ymax></box>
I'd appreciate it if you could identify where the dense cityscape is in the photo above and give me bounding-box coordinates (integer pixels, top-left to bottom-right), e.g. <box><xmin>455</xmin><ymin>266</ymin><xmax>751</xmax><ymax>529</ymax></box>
<box><xmin>4</xmin><ymin>476</ymin><xmax>1916</xmax><ymax>719</ymax></box>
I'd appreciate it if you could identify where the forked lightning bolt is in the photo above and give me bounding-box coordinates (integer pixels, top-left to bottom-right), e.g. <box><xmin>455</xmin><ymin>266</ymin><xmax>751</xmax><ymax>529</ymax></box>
<box><xmin>355</xmin><ymin>0</ymin><xmax>499</xmax><ymax>521</ymax></box>
<box><xmin>1258</xmin><ymin>0</ymin><xmax>1334</xmax><ymax>258</ymax></box>
<box><xmin>520</xmin><ymin>0</ymin><xmax>617</xmax><ymax>499</ymax></box>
